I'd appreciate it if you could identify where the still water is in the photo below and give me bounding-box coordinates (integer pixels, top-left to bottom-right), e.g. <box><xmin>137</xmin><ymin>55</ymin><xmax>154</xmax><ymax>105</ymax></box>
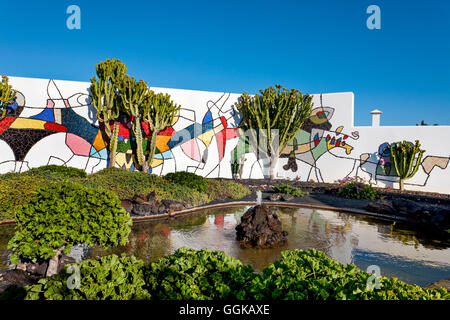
<box><xmin>1</xmin><ymin>206</ymin><xmax>449</xmax><ymax>286</ymax></box>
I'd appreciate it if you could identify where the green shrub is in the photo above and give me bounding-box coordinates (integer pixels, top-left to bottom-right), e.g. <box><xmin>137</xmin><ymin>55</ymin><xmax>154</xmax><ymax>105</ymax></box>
<box><xmin>8</xmin><ymin>182</ymin><xmax>132</xmax><ymax>264</ymax></box>
<box><xmin>272</xmin><ymin>184</ymin><xmax>308</xmax><ymax>197</ymax></box>
<box><xmin>25</xmin><ymin>165</ymin><xmax>87</xmax><ymax>178</ymax></box>
<box><xmin>248</xmin><ymin>249</ymin><xmax>448</xmax><ymax>300</ymax></box>
<box><xmin>1</xmin><ymin>254</ymin><xmax>150</xmax><ymax>300</ymax></box>
<box><xmin>143</xmin><ymin>247</ymin><xmax>256</xmax><ymax>300</ymax></box>
<box><xmin>0</xmin><ymin>173</ymin><xmax>56</xmax><ymax>220</ymax></box>
<box><xmin>205</xmin><ymin>179</ymin><xmax>250</xmax><ymax>201</ymax></box>
<box><xmin>164</xmin><ymin>171</ymin><xmax>208</xmax><ymax>193</ymax></box>
<box><xmin>2</xmin><ymin>249</ymin><xmax>448</xmax><ymax>300</ymax></box>
<box><xmin>335</xmin><ymin>177</ymin><xmax>379</xmax><ymax>200</ymax></box>
<box><xmin>85</xmin><ymin>167</ymin><xmax>162</xmax><ymax>199</ymax></box>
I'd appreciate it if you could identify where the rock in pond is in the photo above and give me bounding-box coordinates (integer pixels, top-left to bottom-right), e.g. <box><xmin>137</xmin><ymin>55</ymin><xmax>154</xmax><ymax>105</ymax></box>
<box><xmin>235</xmin><ymin>204</ymin><xmax>288</xmax><ymax>248</ymax></box>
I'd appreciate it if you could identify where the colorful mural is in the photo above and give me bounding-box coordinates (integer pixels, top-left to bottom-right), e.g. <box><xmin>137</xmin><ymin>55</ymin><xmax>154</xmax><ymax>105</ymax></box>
<box><xmin>2</xmin><ymin>76</ymin><xmax>450</xmax><ymax>194</ymax></box>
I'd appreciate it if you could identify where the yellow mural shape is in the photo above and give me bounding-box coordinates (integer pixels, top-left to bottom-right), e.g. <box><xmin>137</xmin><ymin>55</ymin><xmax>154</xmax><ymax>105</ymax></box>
<box><xmin>150</xmin><ymin>158</ymin><xmax>163</xmax><ymax>168</ymax></box>
<box><xmin>10</xmin><ymin>118</ymin><xmax>46</xmax><ymax>130</ymax></box>
<box><xmin>198</xmin><ymin>130</ymin><xmax>215</xmax><ymax>147</ymax></box>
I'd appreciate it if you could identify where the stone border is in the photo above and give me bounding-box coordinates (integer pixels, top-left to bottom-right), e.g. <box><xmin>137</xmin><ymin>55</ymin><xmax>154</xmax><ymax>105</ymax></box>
<box><xmin>0</xmin><ymin>200</ymin><xmax>409</xmax><ymax>226</ymax></box>
<box><xmin>131</xmin><ymin>201</ymin><xmax>409</xmax><ymax>223</ymax></box>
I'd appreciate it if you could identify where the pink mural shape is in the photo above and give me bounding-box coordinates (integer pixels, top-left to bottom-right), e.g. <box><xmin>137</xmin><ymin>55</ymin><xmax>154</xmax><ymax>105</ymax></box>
<box><xmin>181</xmin><ymin>139</ymin><xmax>201</xmax><ymax>161</ymax></box>
<box><xmin>66</xmin><ymin>133</ymin><xmax>92</xmax><ymax>156</ymax></box>
<box><xmin>46</xmin><ymin>99</ymin><xmax>55</xmax><ymax>108</ymax></box>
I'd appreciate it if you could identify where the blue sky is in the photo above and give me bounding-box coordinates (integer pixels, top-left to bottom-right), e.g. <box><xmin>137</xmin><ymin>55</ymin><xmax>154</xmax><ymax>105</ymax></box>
<box><xmin>1</xmin><ymin>0</ymin><xmax>449</xmax><ymax>126</ymax></box>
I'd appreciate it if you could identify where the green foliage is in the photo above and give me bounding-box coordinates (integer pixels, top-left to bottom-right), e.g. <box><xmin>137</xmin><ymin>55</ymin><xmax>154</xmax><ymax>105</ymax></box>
<box><xmin>335</xmin><ymin>177</ymin><xmax>380</xmax><ymax>200</ymax></box>
<box><xmin>25</xmin><ymin>165</ymin><xmax>87</xmax><ymax>178</ymax></box>
<box><xmin>272</xmin><ymin>184</ymin><xmax>308</xmax><ymax>197</ymax></box>
<box><xmin>86</xmin><ymin>168</ymin><xmax>207</xmax><ymax>205</ymax></box>
<box><xmin>0</xmin><ymin>173</ymin><xmax>57</xmax><ymax>220</ymax></box>
<box><xmin>2</xmin><ymin>249</ymin><xmax>448</xmax><ymax>300</ymax></box>
<box><xmin>206</xmin><ymin>179</ymin><xmax>250</xmax><ymax>201</ymax></box>
<box><xmin>4</xmin><ymin>254</ymin><xmax>150</xmax><ymax>300</ymax></box>
<box><xmin>7</xmin><ymin>182</ymin><xmax>132</xmax><ymax>263</ymax></box>
<box><xmin>143</xmin><ymin>247</ymin><xmax>256</xmax><ymax>300</ymax></box>
<box><xmin>164</xmin><ymin>171</ymin><xmax>209</xmax><ymax>193</ymax></box>
<box><xmin>248</xmin><ymin>249</ymin><xmax>449</xmax><ymax>300</ymax></box>
<box><xmin>389</xmin><ymin>140</ymin><xmax>425</xmax><ymax>190</ymax></box>
<box><xmin>0</xmin><ymin>75</ymin><xmax>17</xmax><ymax>120</ymax></box>
<box><xmin>235</xmin><ymin>85</ymin><xmax>313</xmax><ymax>178</ymax></box>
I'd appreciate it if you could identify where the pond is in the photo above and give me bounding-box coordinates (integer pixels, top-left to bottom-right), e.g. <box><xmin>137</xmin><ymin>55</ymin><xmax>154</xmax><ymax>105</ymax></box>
<box><xmin>1</xmin><ymin>206</ymin><xmax>450</xmax><ymax>287</ymax></box>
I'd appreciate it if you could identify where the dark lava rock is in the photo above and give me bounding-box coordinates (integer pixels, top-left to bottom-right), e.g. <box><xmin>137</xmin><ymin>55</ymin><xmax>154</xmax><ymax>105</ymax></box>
<box><xmin>132</xmin><ymin>202</ymin><xmax>155</xmax><ymax>216</ymax></box>
<box><xmin>235</xmin><ymin>204</ymin><xmax>288</xmax><ymax>248</ymax></box>
<box><xmin>269</xmin><ymin>193</ymin><xmax>282</xmax><ymax>201</ymax></box>
<box><xmin>121</xmin><ymin>199</ymin><xmax>133</xmax><ymax>213</ymax></box>
<box><xmin>281</xmin><ymin>194</ymin><xmax>294</xmax><ymax>201</ymax></box>
<box><xmin>364</xmin><ymin>201</ymin><xmax>396</xmax><ymax>215</ymax></box>
<box><xmin>126</xmin><ymin>191</ymin><xmax>187</xmax><ymax>217</ymax></box>
<box><xmin>0</xmin><ymin>269</ymin><xmax>40</xmax><ymax>294</ymax></box>
<box><xmin>424</xmin><ymin>278</ymin><xmax>450</xmax><ymax>290</ymax></box>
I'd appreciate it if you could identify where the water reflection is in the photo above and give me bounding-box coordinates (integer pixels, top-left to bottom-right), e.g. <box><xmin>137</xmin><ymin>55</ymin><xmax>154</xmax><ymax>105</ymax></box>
<box><xmin>1</xmin><ymin>206</ymin><xmax>449</xmax><ymax>286</ymax></box>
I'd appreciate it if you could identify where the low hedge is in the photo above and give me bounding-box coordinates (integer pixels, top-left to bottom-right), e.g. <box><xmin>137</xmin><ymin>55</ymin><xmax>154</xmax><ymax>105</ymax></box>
<box><xmin>25</xmin><ymin>165</ymin><xmax>87</xmax><ymax>178</ymax></box>
<box><xmin>0</xmin><ymin>167</ymin><xmax>251</xmax><ymax>220</ymax></box>
<box><xmin>164</xmin><ymin>171</ymin><xmax>208</xmax><ymax>193</ymax></box>
<box><xmin>2</xmin><ymin>248</ymin><xmax>447</xmax><ymax>300</ymax></box>
<box><xmin>8</xmin><ymin>182</ymin><xmax>132</xmax><ymax>263</ymax></box>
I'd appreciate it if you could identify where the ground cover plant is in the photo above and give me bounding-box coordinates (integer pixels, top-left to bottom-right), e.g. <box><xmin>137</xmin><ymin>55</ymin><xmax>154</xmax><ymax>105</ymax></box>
<box><xmin>335</xmin><ymin>177</ymin><xmax>380</xmax><ymax>200</ymax></box>
<box><xmin>1</xmin><ymin>248</ymin><xmax>447</xmax><ymax>300</ymax></box>
<box><xmin>7</xmin><ymin>182</ymin><xmax>132</xmax><ymax>265</ymax></box>
<box><xmin>272</xmin><ymin>183</ymin><xmax>308</xmax><ymax>197</ymax></box>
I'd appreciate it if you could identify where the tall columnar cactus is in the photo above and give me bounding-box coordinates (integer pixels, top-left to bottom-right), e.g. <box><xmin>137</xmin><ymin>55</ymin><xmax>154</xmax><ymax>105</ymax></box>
<box><xmin>142</xmin><ymin>92</ymin><xmax>180</xmax><ymax>172</ymax></box>
<box><xmin>120</xmin><ymin>76</ymin><xmax>150</xmax><ymax>170</ymax></box>
<box><xmin>90</xmin><ymin>59</ymin><xmax>127</xmax><ymax>167</ymax></box>
<box><xmin>389</xmin><ymin>140</ymin><xmax>425</xmax><ymax>191</ymax></box>
<box><xmin>235</xmin><ymin>85</ymin><xmax>313</xmax><ymax>179</ymax></box>
<box><xmin>0</xmin><ymin>75</ymin><xmax>17</xmax><ymax>120</ymax></box>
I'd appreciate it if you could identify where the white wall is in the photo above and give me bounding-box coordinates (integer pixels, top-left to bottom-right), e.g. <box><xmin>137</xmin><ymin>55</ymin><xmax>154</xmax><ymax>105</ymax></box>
<box><xmin>2</xmin><ymin>76</ymin><xmax>449</xmax><ymax>194</ymax></box>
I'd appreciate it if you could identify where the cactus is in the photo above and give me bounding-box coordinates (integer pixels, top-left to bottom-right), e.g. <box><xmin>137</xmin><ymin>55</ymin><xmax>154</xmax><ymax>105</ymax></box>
<box><xmin>235</xmin><ymin>85</ymin><xmax>313</xmax><ymax>179</ymax></box>
<box><xmin>109</xmin><ymin>123</ymin><xmax>120</xmax><ymax>167</ymax></box>
<box><xmin>389</xmin><ymin>140</ymin><xmax>425</xmax><ymax>191</ymax></box>
<box><xmin>90</xmin><ymin>59</ymin><xmax>126</xmax><ymax>167</ymax></box>
<box><xmin>120</xmin><ymin>76</ymin><xmax>150</xmax><ymax>170</ymax></box>
<box><xmin>142</xmin><ymin>91</ymin><xmax>180</xmax><ymax>172</ymax></box>
<box><xmin>0</xmin><ymin>75</ymin><xmax>17</xmax><ymax>120</ymax></box>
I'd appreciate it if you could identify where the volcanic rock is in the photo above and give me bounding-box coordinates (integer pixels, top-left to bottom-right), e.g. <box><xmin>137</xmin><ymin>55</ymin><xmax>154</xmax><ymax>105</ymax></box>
<box><xmin>235</xmin><ymin>204</ymin><xmax>288</xmax><ymax>248</ymax></box>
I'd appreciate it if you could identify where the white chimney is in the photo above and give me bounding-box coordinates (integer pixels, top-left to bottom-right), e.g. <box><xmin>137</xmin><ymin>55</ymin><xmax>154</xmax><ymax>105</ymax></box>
<box><xmin>370</xmin><ymin>109</ymin><xmax>382</xmax><ymax>127</ymax></box>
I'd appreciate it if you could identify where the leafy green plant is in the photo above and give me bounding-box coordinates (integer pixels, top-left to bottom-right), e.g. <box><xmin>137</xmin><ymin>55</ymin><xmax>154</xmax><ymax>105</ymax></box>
<box><xmin>1</xmin><ymin>254</ymin><xmax>150</xmax><ymax>300</ymax></box>
<box><xmin>2</xmin><ymin>249</ymin><xmax>448</xmax><ymax>300</ymax></box>
<box><xmin>25</xmin><ymin>165</ymin><xmax>87</xmax><ymax>178</ymax></box>
<box><xmin>143</xmin><ymin>247</ymin><xmax>256</xmax><ymax>300</ymax></box>
<box><xmin>7</xmin><ymin>182</ymin><xmax>132</xmax><ymax>264</ymax></box>
<box><xmin>389</xmin><ymin>140</ymin><xmax>425</xmax><ymax>191</ymax></box>
<box><xmin>335</xmin><ymin>177</ymin><xmax>379</xmax><ymax>200</ymax></box>
<box><xmin>272</xmin><ymin>184</ymin><xmax>307</xmax><ymax>197</ymax></box>
<box><xmin>164</xmin><ymin>171</ymin><xmax>209</xmax><ymax>193</ymax></box>
<box><xmin>248</xmin><ymin>249</ymin><xmax>449</xmax><ymax>300</ymax></box>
